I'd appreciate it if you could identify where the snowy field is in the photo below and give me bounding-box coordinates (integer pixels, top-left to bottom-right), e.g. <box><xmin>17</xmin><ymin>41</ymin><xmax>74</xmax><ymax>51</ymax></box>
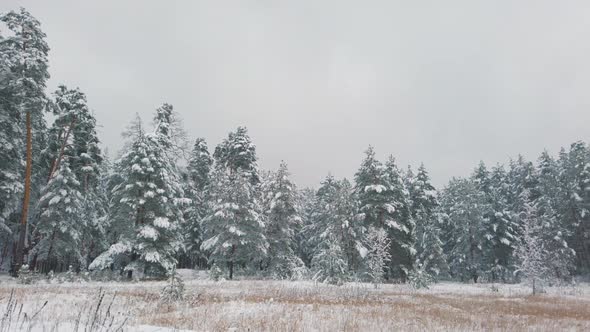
<box><xmin>0</xmin><ymin>270</ymin><xmax>589</xmax><ymax>331</ymax></box>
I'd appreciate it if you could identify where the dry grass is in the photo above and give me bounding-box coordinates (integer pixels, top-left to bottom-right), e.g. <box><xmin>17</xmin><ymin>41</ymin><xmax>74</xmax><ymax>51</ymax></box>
<box><xmin>1</xmin><ymin>279</ymin><xmax>589</xmax><ymax>331</ymax></box>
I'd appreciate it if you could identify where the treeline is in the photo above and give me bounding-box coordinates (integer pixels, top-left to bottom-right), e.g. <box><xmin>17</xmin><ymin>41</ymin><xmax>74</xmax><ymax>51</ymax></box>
<box><xmin>1</xmin><ymin>8</ymin><xmax>589</xmax><ymax>285</ymax></box>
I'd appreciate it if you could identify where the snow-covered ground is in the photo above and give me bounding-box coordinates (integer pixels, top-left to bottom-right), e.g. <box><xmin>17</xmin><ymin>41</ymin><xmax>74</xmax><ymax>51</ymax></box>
<box><xmin>1</xmin><ymin>270</ymin><xmax>589</xmax><ymax>331</ymax></box>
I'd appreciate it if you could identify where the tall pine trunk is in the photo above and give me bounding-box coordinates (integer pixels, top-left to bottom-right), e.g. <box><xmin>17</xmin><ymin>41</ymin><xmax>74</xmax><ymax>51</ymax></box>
<box><xmin>13</xmin><ymin>111</ymin><xmax>33</xmax><ymax>276</ymax></box>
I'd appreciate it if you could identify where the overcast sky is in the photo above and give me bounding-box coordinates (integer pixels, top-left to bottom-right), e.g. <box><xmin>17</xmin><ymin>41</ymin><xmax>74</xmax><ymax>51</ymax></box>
<box><xmin>2</xmin><ymin>1</ymin><xmax>590</xmax><ymax>187</ymax></box>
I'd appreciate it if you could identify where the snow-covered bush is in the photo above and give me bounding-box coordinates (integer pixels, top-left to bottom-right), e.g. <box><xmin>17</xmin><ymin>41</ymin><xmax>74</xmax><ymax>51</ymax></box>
<box><xmin>64</xmin><ymin>265</ymin><xmax>76</xmax><ymax>282</ymax></box>
<box><xmin>270</xmin><ymin>255</ymin><xmax>308</xmax><ymax>280</ymax></box>
<box><xmin>407</xmin><ymin>265</ymin><xmax>434</xmax><ymax>289</ymax></box>
<box><xmin>160</xmin><ymin>267</ymin><xmax>185</xmax><ymax>303</ymax></box>
<box><xmin>490</xmin><ymin>284</ymin><xmax>500</xmax><ymax>293</ymax></box>
<box><xmin>87</xmin><ymin>269</ymin><xmax>124</xmax><ymax>282</ymax></box>
<box><xmin>18</xmin><ymin>265</ymin><xmax>34</xmax><ymax>284</ymax></box>
<box><xmin>209</xmin><ymin>263</ymin><xmax>223</xmax><ymax>281</ymax></box>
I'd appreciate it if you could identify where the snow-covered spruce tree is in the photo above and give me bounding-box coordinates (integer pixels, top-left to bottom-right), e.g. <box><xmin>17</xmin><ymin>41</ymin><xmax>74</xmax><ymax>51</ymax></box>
<box><xmin>537</xmin><ymin>151</ymin><xmax>576</xmax><ymax>280</ymax></box>
<box><xmin>354</xmin><ymin>147</ymin><xmax>394</xmax><ymax>230</ymax></box>
<box><xmin>364</xmin><ymin>226</ymin><xmax>391</xmax><ymax>286</ymax></box>
<box><xmin>213</xmin><ymin>126</ymin><xmax>259</xmax><ymax>184</ymax></box>
<box><xmin>507</xmin><ymin>155</ymin><xmax>541</xmax><ymax>223</ymax></box>
<box><xmin>90</xmin><ymin>111</ymin><xmax>186</xmax><ymax>278</ymax></box>
<box><xmin>187</xmin><ymin>138</ymin><xmax>213</xmax><ymax>192</ymax></box>
<box><xmin>534</xmin><ymin>195</ymin><xmax>575</xmax><ymax>281</ymax></box>
<box><xmin>261</xmin><ymin>161</ymin><xmax>306</xmax><ymax>279</ymax></box>
<box><xmin>199</xmin><ymin>126</ymin><xmax>266</xmax><ymax>279</ymax></box>
<box><xmin>311</xmin><ymin>236</ymin><xmax>348</xmax><ymax>285</ymax></box>
<box><xmin>407</xmin><ymin>163</ymin><xmax>446</xmax><ymax>280</ymax></box>
<box><xmin>200</xmin><ymin>168</ymin><xmax>268</xmax><ymax>279</ymax></box>
<box><xmin>160</xmin><ymin>266</ymin><xmax>185</xmax><ymax>303</ymax></box>
<box><xmin>153</xmin><ymin>103</ymin><xmax>174</xmax><ymax>149</ymax></box>
<box><xmin>537</xmin><ymin>151</ymin><xmax>561</xmax><ymax>208</ymax></box>
<box><xmin>0</xmin><ymin>52</ymin><xmax>23</xmax><ymax>256</ymax></box>
<box><xmin>409</xmin><ymin>164</ymin><xmax>438</xmax><ymax>216</ymax></box>
<box><xmin>440</xmin><ymin>178</ymin><xmax>487</xmax><ymax>283</ymax></box>
<box><xmin>152</xmin><ymin>103</ymin><xmax>191</xmax><ymax>162</ymax></box>
<box><xmin>558</xmin><ymin>142</ymin><xmax>590</xmax><ymax>274</ymax></box>
<box><xmin>73</xmin><ymin>107</ymin><xmax>106</xmax><ymax>268</ymax></box>
<box><xmin>31</xmin><ymin>159</ymin><xmax>84</xmax><ymax>269</ymax></box>
<box><xmin>383</xmin><ymin>157</ymin><xmax>416</xmax><ymax>280</ymax></box>
<box><xmin>508</xmin><ymin>155</ymin><xmax>541</xmax><ymax>202</ymax></box>
<box><xmin>472</xmin><ymin>161</ymin><xmax>518</xmax><ymax>281</ymax></box>
<box><xmin>306</xmin><ymin>175</ymin><xmax>357</xmax><ymax>282</ymax></box>
<box><xmin>87</xmin><ymin>152</ymin><xmax>113</xmax><ymax>264</ymax></box>
<box><xmin>354</xmin><ymin>147</ymin><xmax>411</xmax><ymax>280</ymax></box>
<box><xmin>295</xmin><ymin>187</ymin><xmax>316</xmax><ymax>266</ymax></box>
<box><xmin>471</xmin><ymin>162</ymin><xmax>495</xmax><ymax>277</ymax></box>
<box><xmin>182</xmin><ymin>138</ymin><xmax>213</xmax><ymax>267</ymax></box>
<box><xmin>514</xmin><ymin>191</ymin><xmax>549</xmax><ymax>294</ymax></box>
<box><xmin>0</xmin><ymin>66</ymin><xmax>22</xmax><ymax>263</ymax></box>
<box><xmin>0</xmin><ymin>8</ymin><xmax>50</xmax><ymax>274</ymax></box>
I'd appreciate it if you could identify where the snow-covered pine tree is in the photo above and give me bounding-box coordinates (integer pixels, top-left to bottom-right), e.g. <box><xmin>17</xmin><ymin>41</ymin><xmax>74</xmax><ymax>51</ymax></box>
<box><xmin>261</xmin><ymin>161</ymin><xmax>306</xmax><ymax>279</ymax></box>
<box><xmin>0</xmin><ymin>48</ymin><xmax>23</xmax><ymax>253</ymax></box>
<box><xmin>334</xmin><ymin>178</ymin><xmax>360</xmax><ymax>271</ymax></box>
<box><xmin>296</xmin><ymin>187</ymin><xmax>316</xmax><ymax>266</ymax></box>
<box><xmin>200</xmin><ymin>168</ymin><xmax>268</xmax><ymax>279</ymax></box>
<box><xmin>535</xmin><ymin>195</ymin><xmax>575</xmax><ymax>281</ymax></box>
<box><xmin>354</xmin><ymin>147</ymin><xmax>394</xmax><ymax>229</ymax></box>
<box><xmin>152</xmin><ymin>103</ymin><xmax>190</xmax><ymax>161</ymax></box>
<box><xmin>311</xmin><ymin>236</ymin><xmax>348</xmax><ymax>285</ymax></box>
<box><xmin>364</xmin><ymin>226</ymin><xmax>391</xmax><ymax>286</ymax></box>
<box><xmin>31</xmin><ymin>159</ymin><xmax>84</xmax><ymax>270</ymax></box>
<box><xmin>213</xmin><ymin>126</ymin><xmax>259</xmax><ymax>184</ymax></box>
<box><xmin>0</xmin><ymin>8</ymin><xmax>51</xmax><ymax>274</ymax></box>
<box><xmin>97</xmin><ymin>154</ymin><xmax>127</xmax><ymax>255</ymax></box>
<box><xmin>302</xmin><ymin>175</ymin><xmax>339</xmax><ymax>260</ymax></box>
<box><xmin>182</xmin><ymin>138</ymin><xmax>213</xmax><ymax>267</ymax></box>
<box><xmin>44</xmin><ymin>86</ymin><xmax>83</xmax><ymax>181</ymax></box>
<box><xmin>440</xmin><ymin>178</ymin><xmax>487</xmax><ymax>283</ymax></box>
<box><xmin>471</xmin><ymin>162</ymin><xmax>494</xmax><ymax>276</ymax></box>
<box><xmin>408</xmin><ymin>163</ymin><xmax>445</xmax><ymax>280</ymax></box>
<box><xmin>558</xmin><ymin>142</ymin><xmax>590</xmax><ymax>274</ymax></box>
<box><xmin>0</xmin><ymin>68</ymin><xmax>22</xmax><ymax>262</ymax></box>
<box><xmin>153</xmin><ymin>103</ymin><xmax>173</xmax><ymax>148</ymax></box>
<box><xmin>507</xmin><ymin>155</ymin><xmax>540</xmax><ymax>221</ymax></box>
<box><xmin>538</xmin><ymin>151</ymin><xmax>561</xmax><ymax>205</ymax></box>
<box><xmin>410</xmin><ymin>164</ymin><xmax>438</xmax><ymax>214</ymax></box>
<box><xmin>188</xmin><ymin>138</ymin><xmax>213</xmax><ymax>192</ymax></box>
<box><xmin>383</xmin><ymin>156</ymin><xmax>416</xmax><ymax>279</ymax></box>
<box><xmin>199</xmin><ymin>126</ymin><xmax>266</xmax><ymax>279</ymax></box>
<box><xmin>355</xmin><ymin>147</ymin><xmax>411</xmax><ymax>279</ymax></box>
<box><xmin>42</xmin><ymin>86</ymin><xmax>106</xmax><ymax>269</ymax></box>
<box><xmin>497</xmin><ymin>155</ymin><xmax>541</xmax><ymax>280</ymax></box>
<box><xmin>88</xmin><ymin>152</ymin><xmax>113</xmax><ymax>264</ymax></box>
<box><xmin>306</xmin><ymin>175</ymin><xmax>356</xmax><ymax>282</ymax></box>
<box><xmin>70</xmin><ymin>92</ymin><xmax>103</xmax><ymax>193</ymax></box>
<box><xmin>514</xmin><ymin>191</ymin><xmax>550</xmax><ymax>294</ymax></box>
<box><xmin>90</xmin><ymin>111</ymin><xmax>186</xmax><ymax>278</ymax></box>
<box><xmin>484</xmin><ymin>164</ymin><xmax>518</xmax><ymax>281</ymax></box>
<box><xmin>536</xmin><ymin>151</ymin><xmax>576</xmax><ymax>280</ymax></box>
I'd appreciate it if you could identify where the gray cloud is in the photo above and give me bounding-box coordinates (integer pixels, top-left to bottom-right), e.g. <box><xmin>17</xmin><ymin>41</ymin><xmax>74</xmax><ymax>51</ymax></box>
<box><xmin>2</xmin><ymin>0</ymin><xmax>590</xmax><ymax>187</ymax></box>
